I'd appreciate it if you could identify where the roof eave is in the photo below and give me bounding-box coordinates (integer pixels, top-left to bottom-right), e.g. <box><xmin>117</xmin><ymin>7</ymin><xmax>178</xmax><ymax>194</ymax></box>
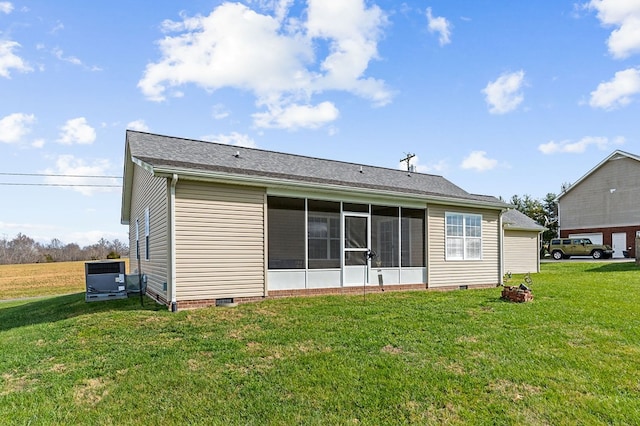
<box><xmin>150</xmin><ymin>165</ymin><xmax>508</xmax><ymax>210</ymax></box>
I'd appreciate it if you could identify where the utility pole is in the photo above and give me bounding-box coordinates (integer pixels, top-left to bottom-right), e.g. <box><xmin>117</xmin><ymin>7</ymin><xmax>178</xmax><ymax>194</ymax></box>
<box><xmin>400</xmin><ymin>153</ymin><xmax>415</xmax><ymax>171</ymax></box>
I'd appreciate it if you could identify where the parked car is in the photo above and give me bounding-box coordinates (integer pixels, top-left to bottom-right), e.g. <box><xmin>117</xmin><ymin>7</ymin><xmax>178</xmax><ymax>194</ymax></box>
<box><xmin>548</xmin><ymin>238</ymin><xmax>613</xmax><ymax>260</ymax></box>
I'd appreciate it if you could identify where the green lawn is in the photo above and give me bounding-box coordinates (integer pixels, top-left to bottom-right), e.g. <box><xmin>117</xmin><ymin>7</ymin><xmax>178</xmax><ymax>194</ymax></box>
<box><xmin>1</xmin><ymin>261</ymin><xmax>640</xmax><ymax>425</ymax></box>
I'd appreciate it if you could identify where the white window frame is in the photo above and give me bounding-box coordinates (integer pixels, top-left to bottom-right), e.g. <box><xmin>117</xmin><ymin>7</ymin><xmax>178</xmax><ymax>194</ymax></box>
<box><xmin>445</xmin><ymin>212</ymin><xmax>482</xmax><ymax>260</ymax></box>
<box><xmin>307</xmin><ymin>213</ymin><xmax>340</xmax><ymax>262</ymax></box>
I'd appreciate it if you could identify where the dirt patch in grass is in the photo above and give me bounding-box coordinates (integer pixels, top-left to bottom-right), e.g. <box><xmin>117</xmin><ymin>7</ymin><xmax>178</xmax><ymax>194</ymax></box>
<box><xmin>487</xmin><ymin>379</ymin><xmax>542</xmax><ymax>402</ymax></box>
<box><xmin>74</xmin><ymin>378</ymin><xmax>110</xmax><ymax>406</ymax></box>
<box><xmin>381</xmin><ymin>344</ymin><xmax>403</xmax><ymax>354</ymax></box>
<box><xmin>1</xmin><ymin>372</ymin><xmax>38</xmax><ymax>396</ymax></box>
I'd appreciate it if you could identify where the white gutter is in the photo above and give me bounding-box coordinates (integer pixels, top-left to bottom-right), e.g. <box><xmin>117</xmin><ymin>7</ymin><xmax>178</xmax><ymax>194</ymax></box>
<box><xmin>169</xmin><ymin>173</ymin><xmax>178</xmax><ymax>312</ymax></box>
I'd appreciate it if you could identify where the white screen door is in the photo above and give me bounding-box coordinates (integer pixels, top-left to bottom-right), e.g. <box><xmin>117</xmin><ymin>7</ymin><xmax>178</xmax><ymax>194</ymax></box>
<box><xmin>343</xmin><ymin>214</ymin><xmax>370</xmax><ymax>286</ymax></box>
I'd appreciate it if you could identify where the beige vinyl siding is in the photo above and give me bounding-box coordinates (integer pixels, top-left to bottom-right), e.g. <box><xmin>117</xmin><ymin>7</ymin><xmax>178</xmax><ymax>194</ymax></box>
<box><xmin>427</xmin><ymin>205</ymin><xmax>501</xmax><ymax>287</ymax></box>
<box><xmin>503</xmin><ymin>230</ymin><xmax>539</xmax><ymax>274</ymax></box>
<box><xmin>128</xmin><ymin>165</ymin><xmax>169</xmax><ymax>297</ymax></box>
<box><xmin>175</xmin><ymin>181</ymin><xmax>265</xmax><ymax>300</ymax></box>
<box><xmin>560</xmin><ymin>157</ymin><xmax>640</xmax><ymax>229</ymax></box>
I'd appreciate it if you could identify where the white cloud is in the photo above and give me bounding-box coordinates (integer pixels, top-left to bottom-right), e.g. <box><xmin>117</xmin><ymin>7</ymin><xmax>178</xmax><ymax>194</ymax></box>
<box><xmin>126</xmin><ymin>119</ymin><xmax>150</xmax><ymax>132</ymax></box>
<box><xmin>0</xmin><ymin>112</ymin><xmax>35</xmax><ymax>143</ymax></box>
<box><xmin>0</xmin><ymin>40</ymin><xmax>32</xmax><ymax>78</ymax></box>
<box><xmin>201</xmin><ymin>132</ymin><xmax>257</xmax><ymax>148</ymax></box>
<box><xmin>212</xmin><ymin>104</ymin><xmax>230</xmax><ymax>120</ymax></box>
<box><xmin>252</xmin><ymin>101</ymin><xmax>339</xmax><ymax>129</ymax></box>
<box><xmin>138</xmin><ymin>0</ymin><xmax>390</xmax><ymax>129</ymax></box>
<box><xmin>57</xmin><ymin>117</ymin><xmax>96</xmax><ymax>145</ymax></box>
<box><xmin>0</xmin><ymin>2</ymin><xmax>13</xmax><ymax>14</ymax></box>
<box><xmin>482</xmin><ymin>70</ymin><xmax>526</xmax><ymax>114</ymax></box>
<box><xmin>51</xmin><ymin>47</ymin><xmax>102</xmax><ymax>71</ymax></box>
<box><xmin>460</xmin><ymin>151</ymin><xmax>498</xmax><ymax>172</ymax></box>
<box><xmin>426</xmin><ymin>7</ymin><xmax>452</xmax><ymax>46</ymax></box>
<box><xmin>587</xmin><ymin>0</ymin><xmax>640</xmax><ymax>59</ymax></box>
<box><xmin>538</xmin><ymin>135</ymin><xmax>624</xmax><ymax>154</ymax></box>
<box><xmin>42</xmin><ymin>155</ymin><xmax>118</xmax><ymax>196</ymax></box>
<box><xmin>589</xmin><ymin>67</ymin><xmax>640</xmax><ymax>109</ymax></box>
<box><xmin>31</xmin><ymin>138</ymin><xmax>45</xmax><ymax>148</ymax></box>
<box><xmin>397</xmin><ymin>154</ymin><xmax>448</xmax><ymax>174</ymax></box>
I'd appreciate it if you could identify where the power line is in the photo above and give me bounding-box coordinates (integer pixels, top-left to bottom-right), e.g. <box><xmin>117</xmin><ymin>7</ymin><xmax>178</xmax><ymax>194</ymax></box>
<box><xmin>0</xmin><ymin>172</ymin><xmax>122</xmax><ymax>179</ymax></box>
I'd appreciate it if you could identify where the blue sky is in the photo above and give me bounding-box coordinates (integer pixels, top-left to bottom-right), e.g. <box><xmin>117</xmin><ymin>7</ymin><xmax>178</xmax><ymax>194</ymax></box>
<box><xmin>1</xmin><ymin>0</ymin><xmax>639</xmax><ymax>247</ymax></box>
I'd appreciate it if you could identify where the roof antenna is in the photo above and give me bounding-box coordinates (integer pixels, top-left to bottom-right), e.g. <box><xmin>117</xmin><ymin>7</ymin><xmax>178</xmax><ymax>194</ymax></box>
<box><xmin>400</xmin><ymin>152</ymin><xmax>415</xmax><ymax>175</ymax></box>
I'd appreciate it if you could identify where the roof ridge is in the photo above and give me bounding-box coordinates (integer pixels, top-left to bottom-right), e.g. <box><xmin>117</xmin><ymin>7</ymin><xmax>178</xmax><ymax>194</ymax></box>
<box><xmin>126</xmin><ymin>129</ymin><xmax>446</xmax><ymax>179</ymax></box>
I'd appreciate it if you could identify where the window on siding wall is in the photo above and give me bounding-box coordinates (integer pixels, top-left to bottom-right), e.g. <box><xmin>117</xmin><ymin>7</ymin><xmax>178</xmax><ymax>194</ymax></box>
<box><xmin>372</xmin><ymin>205</ymin><xmax>399</xmax><ymax>267</ymax></box>
<box><xmin>267</xmin><ymin>196</ymin><xmax>305</xmax><ymax>269</ymax></box>
<box><xmin>401</xmin><ymin>208</ymin><xmax>425</xmax><ymax>267</ymax></box>
<box><xmin>446</xmin><ymin>213</ymin><xmax>482</xmax><ymax>260</ymax></box>
<box><xmin>144</xmin><ymin>207</ymin><xmax>150</xmax><ymax>261</ymax></box>
<box><xmin>135</xmin><ymin>219</ymin><xmax>140</xmax><ymax>260</ymax></box>
<box><xmin>308</xmin><ymin>200</ymin><xmax>340</xmax><ymax>269</ymax></box>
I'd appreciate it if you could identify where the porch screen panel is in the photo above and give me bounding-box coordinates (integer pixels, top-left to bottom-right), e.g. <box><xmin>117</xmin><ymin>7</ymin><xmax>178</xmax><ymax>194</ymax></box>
<box><xmin>267</xmin><ymin>196</ymin><xmax>305</xmax><ymax>269</ymax></box>
<box><xmin>308</xmin><ymin>200</ymin><xmax>340</xmax><ymax>269</ymax></box>
<box><xmin>401</xmin><ymin>208</ymin><xmax>425</xmax><ymax>267</ymax></box>
<box><xmin>372</xmin><ymin>205</ymin><xmax>399</xmax><ymax>267</ymax></box>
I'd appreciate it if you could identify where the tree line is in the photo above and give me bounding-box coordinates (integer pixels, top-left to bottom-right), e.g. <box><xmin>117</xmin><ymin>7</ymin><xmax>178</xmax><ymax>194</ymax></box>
<box><xmin>506</xmin><ymin>192</ymin><xmax>559</xmax><ymax>243</ymax></box>
<box><xmin>0</xmin><ymin>233</ymin><xmax>129</xmax><ymax>265</ymax></box>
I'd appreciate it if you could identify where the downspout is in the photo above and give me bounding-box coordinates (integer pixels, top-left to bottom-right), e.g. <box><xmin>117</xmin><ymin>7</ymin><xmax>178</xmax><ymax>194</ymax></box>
<box><xmin>499</xmin><ymin>210</ymin><xmax>505</xmax><ymax>286</ymax></box>
<box><xmin>169</xmin><ymin>173</ymin><xmax>178</xmax><ymax>312</ymax></box>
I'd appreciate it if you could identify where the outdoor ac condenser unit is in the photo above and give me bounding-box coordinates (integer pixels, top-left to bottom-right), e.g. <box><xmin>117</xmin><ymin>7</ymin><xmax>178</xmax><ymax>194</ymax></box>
<box><xmin>85</xmin><ymin>260</ymin><xmax>127</xmax><ymax>302</ymax></box>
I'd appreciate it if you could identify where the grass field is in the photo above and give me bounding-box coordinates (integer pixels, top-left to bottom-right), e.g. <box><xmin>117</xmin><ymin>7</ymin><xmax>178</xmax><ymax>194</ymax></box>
<box><xmin>1</xmin><ymin>261</ymin><xmax>640</xmax><ymax>424</ymax></box>
<box><xmin>0</xmin><ymin>260</ymin><xmax>129</xmax><ymax>300</ymax></box>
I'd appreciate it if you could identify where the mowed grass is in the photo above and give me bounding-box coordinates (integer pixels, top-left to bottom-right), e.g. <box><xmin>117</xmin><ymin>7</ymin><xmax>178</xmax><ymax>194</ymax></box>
<box><xmin>1</xmin><ymin>261</ymin><xmax>640</xmax><ymax>425</ymax></box>
<box><xmin>0</xmin><ymin>260</ymin><xmax>129</xmax><ymax>300</ymax></box>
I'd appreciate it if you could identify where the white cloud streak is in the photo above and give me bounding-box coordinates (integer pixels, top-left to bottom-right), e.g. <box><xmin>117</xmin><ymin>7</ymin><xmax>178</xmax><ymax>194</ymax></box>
<box><xmin>252</xmin><ymin>101</ymin><xmax>339</xmax><ymax>129</ymax></box>
<box><xmin>0</xmin><ymin>112</ymin><xmax>35</xmax><ymax>143</ymax></box>
<box><xmin>138</xmin><ymin>0</ymin><xmax>390</xmax><ymax>130</ymax></box>
<box><xmin>0</xmin><ymin>1</ymin><xmax>13</xmax><ymax>14</ymax></box>
<box><xmin>42</xmin><ymin>155</ymin><xmax>117</xmax><ymax>196</ymax></box>
<box><xmin>460</xmin><ymin>151</ymin><xmax>498</xmax><ymax>172</ymax></box>
<box><xmin>200</xmin><ymin>132</ymin><xmax>257</xmax><ymax>148</ymax></box>
<box><xmin>587</xmin><ymin>0</ymin><xmax>640</xmax><ymax>59</ymax></box>
<box><xmin>426</xmin><ymin>7</ymin><xmax>452</xmax><ymax>46</ymax></box>
<box><xmin>0</xmin><ymin>40</ymin><xmax>32</xmax><ymax>78</ymax></box>
<box><xmin>57</xmin><ymin>117</ymin><xmax>96</xmax><ymax>145</ymax></box>
<box><xmin>589</xmin><ymin>67</ymin><xmax>640</xmax><ymax>109</ymax></box>
<box><xmin>397</xmin><ymin>155</ymin><xmax>448</xmax><ymax>174</ymax></box>
<box><xmin>538</xmin><ymin>136</ymin><xmax>625</xmax><ymax>154</ymax></box>
<box><xmin>126</xmin><ymin>119</ymin><xmax>150</xmax><ymax>132</ymax></box>
<box><xmin>482</xmin><ymin>70</ymin><xmax>526</xmax><ymax>114</ymax></box>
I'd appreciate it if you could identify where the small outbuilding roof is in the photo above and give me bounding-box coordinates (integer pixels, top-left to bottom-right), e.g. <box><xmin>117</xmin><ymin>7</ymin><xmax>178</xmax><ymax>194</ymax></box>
<box><xmin>502</xmin><ymin>209</ymin><xmax>546</xmax><ymax>232</ymax></box>
<box><xmin>122</xmin><ymin>131</ymin><xmax>510</xmax><ymax>223</ymax></box>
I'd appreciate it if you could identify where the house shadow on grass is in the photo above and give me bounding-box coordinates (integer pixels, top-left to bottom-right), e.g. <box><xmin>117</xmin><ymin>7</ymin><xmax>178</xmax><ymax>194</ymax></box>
<box><xmin>0</xmin><ymin>293</ymin><xmax>165</xmax><ymax>332</ymax></box>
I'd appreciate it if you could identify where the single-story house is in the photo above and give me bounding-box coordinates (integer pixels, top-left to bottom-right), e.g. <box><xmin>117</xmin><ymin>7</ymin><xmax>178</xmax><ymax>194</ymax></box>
<box><xmin>557</xmin><ymin>150</ymin><xmax>640</xmax><ymax>258</ymax></box>
<box><xmin>502</xmin><ymin>209</ymin><xmax>545</xmax><ymax>274</ymax></box>
<box><xmin>121</xmin><ymin>131</ymin><xmax>514</xmax><ymax>311</ymax></box>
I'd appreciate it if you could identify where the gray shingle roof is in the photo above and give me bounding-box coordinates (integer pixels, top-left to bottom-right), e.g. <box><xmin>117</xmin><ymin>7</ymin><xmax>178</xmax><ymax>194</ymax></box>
<box><xmin>125</xmin><ymin>130</ymin><xmax>509</xmax><ymax>207</ymax></box>
<box><xmin>502</xmin><ymin>209</ymin><xmax>546</xmax><ymax>231</ymax></box>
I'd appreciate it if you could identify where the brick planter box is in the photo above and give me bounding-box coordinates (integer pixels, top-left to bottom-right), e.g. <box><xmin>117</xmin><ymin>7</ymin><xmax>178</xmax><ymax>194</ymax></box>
<box><xmin>501</xmin><ymin>286</ymin><xmax>533</xmax><ymax>303</ymax></box>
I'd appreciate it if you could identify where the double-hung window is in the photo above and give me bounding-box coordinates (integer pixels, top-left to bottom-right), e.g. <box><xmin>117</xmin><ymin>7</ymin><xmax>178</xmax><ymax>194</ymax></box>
<box><xmin>446</xmin><ymin>213</ymin><xmax>482</xmax><ymax>260</ymax></box>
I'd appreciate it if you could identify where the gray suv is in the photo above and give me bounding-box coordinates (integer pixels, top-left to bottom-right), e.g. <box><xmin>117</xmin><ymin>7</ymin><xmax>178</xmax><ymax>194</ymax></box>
<box><xmin>548</xmin><ymin>238</ymin><xmax>613</xmax><ymax>260</ymax></box>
